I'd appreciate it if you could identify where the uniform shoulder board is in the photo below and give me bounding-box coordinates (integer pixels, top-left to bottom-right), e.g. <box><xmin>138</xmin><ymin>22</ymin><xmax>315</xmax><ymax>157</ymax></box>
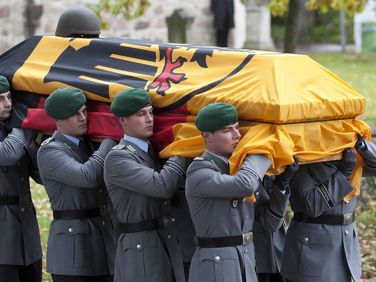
<box><xmin>193</xmin><ymin>157</ymin><xmax>204</xmax><ymax>161</ymax></box>
<box><xmin>41</xmin><ymin>137</ymin><xmax>54</xmax><ymax>146</ymax></box>
<box><xmin>112</xmin><ymin>144</ymin><xmax>125</xmax><ymax>150</ymax></box>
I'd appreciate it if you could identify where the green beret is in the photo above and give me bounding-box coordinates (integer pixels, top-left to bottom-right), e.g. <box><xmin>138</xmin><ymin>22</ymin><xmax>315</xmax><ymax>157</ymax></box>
<box><xmin>195</xmin><ymin>102</ymin><xmax>238</xmax><ymax>132</ymax></box>
<box><xmin>110</xmin><ymin>88</ymin><xmax>151</xmax><ymax>117</ymax></box>
<box><xmin>0</xmin><ymin>75</ymin><xmax>10</xmax><ymax>93</ymax></box>
<box><xmin>45</xmin><ymin>87</ymin><xmax>86</xmax><ymax>119</ymax></box>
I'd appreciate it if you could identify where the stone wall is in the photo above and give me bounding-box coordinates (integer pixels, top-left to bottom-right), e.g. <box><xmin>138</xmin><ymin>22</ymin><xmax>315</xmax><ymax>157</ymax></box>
<box><xmin>0</xmin><ymin>0</ymin><xmax>246</xmax><ymax>54</ymax></box>
<box><xmin>0</xmin><ymin>0</ymin><xmax>27</xmax><ymax>53</ymax></box>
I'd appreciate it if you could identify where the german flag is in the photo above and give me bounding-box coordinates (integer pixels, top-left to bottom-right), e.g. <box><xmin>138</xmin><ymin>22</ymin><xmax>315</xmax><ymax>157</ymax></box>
<box><xmin>0</xmin><ymin>36</ymin><xmax>370</xmax><ymax>201</ymax></box>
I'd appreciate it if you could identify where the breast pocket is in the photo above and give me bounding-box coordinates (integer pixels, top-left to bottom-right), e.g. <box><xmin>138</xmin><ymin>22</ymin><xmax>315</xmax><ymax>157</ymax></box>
<box><xmin>54</xmin><ymin>221</ymin><xmax>90</xmax><ymax>267</ymax></box>
<box><xmin>295</xmin><ymin>229</ymin><xmax>328</xmax><ymax>277</ymax></box>
<box><xmin>191</xmin><ymin>248</ymin><xmax>242</xmax><ymax>282</ymax></box>
<box><xmin>120</xmin><ymin>232</ymin><xmax>172</xmax><ymax>281</ymax></box>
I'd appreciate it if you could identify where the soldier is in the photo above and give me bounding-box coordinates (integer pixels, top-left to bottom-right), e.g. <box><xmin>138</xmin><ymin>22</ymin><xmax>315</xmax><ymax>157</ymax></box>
<box><xmin>281</xmin><ymin>138</ymin><xmax>376</xmax><ymax>282</ymax></box>
<box><xmin>55</xmin><ymin>5</ymin><xmax>100</xmax><ymax>38</ymax></box>
<box><xmin>170</xmin><ymin>185</ymin><xmax>197</xmax><ymax>281</ymax></box>
<box><xmin>37</xmin><ymin>87</ymin><xmax>116</xmax><ymax>282</ymax></box>
<box><xmin>185</xmin><ymin>102</ymin><xmax>298</xmax><ymax>282</ymax></box>
<box><xmin>253</xmin><ymin>176</ymin><xmax>287</xmax><ymax>282</ymax></box>
<box><xmin>0</xmin><ymin>75</ymin><xmax>43</xmax><ymax>282</ymax></box>
<box><xmin>104</xmin><ymin>88</ymin><xmax>191</xmax><ymax>282</ymax></box>
<box><xmin>55</xmin><ymin>5</ymin><xmax>123</xmax><ymax>241</ymax></box>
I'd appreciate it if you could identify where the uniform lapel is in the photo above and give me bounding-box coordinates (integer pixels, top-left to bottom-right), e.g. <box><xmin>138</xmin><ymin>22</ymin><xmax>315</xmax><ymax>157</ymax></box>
<box><xmin>53</xmin><ymin>131</ymin><xmax>89</xmax><ymax>162</ymax></box>
<box><xmin>121</xmin><ymin>139</ymin><xmax>160</xmax><ymax>170</ymax></box>
<box><xmin>307</xmin><ymin>161</ymin><xmax>338</xmax><ymax>184</ymax></box>
<box><xmin>202</xmin><ymin>151</ymin><xmax>229</xmax><ymax>174</ymax></box>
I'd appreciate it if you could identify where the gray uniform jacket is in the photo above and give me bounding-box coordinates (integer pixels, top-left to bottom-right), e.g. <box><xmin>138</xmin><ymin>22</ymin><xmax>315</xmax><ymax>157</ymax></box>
<box><xmin>37</xmin><ymin>131</ymin><xmax>116</xmax><ymax>276</ymax></box>
<box><xmin>171</xmin><ymin>188</ymin><xmax>197</xmax><ymax>264</ymax></box>
<box><xmin>104</xmin><ymin>139</ymin><xmax>191</xmax><ymax>282</ymax></box>
<box><xmin>281</xmin><ymin>143</ymin><xmax>376</xmax><ymax>282</ymax></box>
<box><xmin>253</xmin><ymin>176</ymin><xmax>288</xmax><ymax>274</ymax></box>
<box><xmin>0</xmin><ymin>125</ymin><xmax>42</xmax><ymax>265</ymax></box>
<box><xmin>185</xmin><ymin>151</ymin><xmax>289</xmax><ymax>282</ymax></box>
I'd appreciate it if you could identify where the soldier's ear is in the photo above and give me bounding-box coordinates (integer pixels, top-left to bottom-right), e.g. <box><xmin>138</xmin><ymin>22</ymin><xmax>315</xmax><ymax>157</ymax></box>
<box><xmin>203</xmin><ymin>132</ymin><xmax>211</xmax><ymax>143</ymax></box>
<box><xmin>55</xmin><ymin>119</ymin><xmax>63</xmax><ymax>129</ymax></box>
<box><xmin>118</xmin><ymin>116</ymin><xmax>127</xmax><ymax>127</ymax></box>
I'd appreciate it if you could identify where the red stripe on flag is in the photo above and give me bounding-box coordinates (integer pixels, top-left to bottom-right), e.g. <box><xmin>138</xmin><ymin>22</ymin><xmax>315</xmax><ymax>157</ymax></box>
<box><xmin>152</xmin><ymin>104</ymin><xmax>189</xmax><ymax>151</ymax></box>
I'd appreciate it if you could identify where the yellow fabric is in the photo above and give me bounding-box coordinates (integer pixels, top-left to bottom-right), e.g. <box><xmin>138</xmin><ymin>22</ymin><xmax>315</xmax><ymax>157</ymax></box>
<box><xmin>9</xmin><ymin>36</ymin><xmax>369</xmax><ymax>203</ymax></box>
<box><xmin>160</xmin><ymin>119</ymin><xmax>371</xmax><ymax>203</ymax></box>
<box><xmin>12</xmin><ymin>37</ymin><xmax>365</xmax><ymax>125</ymax></box>
<box><xmin>184</xmin><ymin>54</ymin><xmax>365</xmax><ymax>123</ymax></box>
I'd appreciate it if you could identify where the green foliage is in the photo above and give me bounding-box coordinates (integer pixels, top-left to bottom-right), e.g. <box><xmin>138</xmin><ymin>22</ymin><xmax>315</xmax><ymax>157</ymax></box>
<box><xmin>307</xmin><ymin>11</ymin><xmax>354</xmax><ymax>43</ymax></box>
<box><xmin>271</xmin><ymin>17</ymin><xmax>286</xmax><ymax>46</ymax></box>
<box><xmin>269</xmin><ymin>0</ymin><xmax>367</xmax><ymax>16</ymax></box>
<box><xmin>269</xmin><ymin>0</ymin><xmax>289</xmax><ymax>16</ymax></box>
<box><xmin>90</xmin><ymin>0</ymin><xmax>150</xmax><ymax>29</ymax></box>
<box><xmin>271</xmin><ymin>11</ymin><xmax>354</xmax><ymax>45</ymax></box>
<box><xmin>305</xmin><ymin>0</ymin><xmax>368</xmax><ymax>15</ymax></box>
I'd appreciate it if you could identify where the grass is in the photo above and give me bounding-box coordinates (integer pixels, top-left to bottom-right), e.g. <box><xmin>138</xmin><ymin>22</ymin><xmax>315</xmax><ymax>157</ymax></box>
<box><xmin>31</xmin><ymin>180</ymin><xmax>52</xmax><ymax>282</ymax></box>
<box><xmin>30</xmin><ymin>51</ymin><xmax>376</xmax><ymax>281</ymax></box>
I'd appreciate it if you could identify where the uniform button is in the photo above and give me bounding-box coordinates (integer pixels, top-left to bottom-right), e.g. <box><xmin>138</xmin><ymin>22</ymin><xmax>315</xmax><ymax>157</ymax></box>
<box><xmin>304</xmin><ymin>237</ymin><xmax>309</xmax><ymax>242</ymax></box>
<box><xmin>163</xmin><ymin>201</ymin><xmax>168</xmax><ymax>205</ymax></box>
<box><xmin>232</xmin><ymin>200</ymin><xmax>238</xmax><ymax>208</ymax></box>
<box><xmin>171</xmin><ymin>217</ymin><xmax>176</xmax><ymax>222</ymax></box>
<box><xmin>244</xmin><ymin>249</ymin><xmax>248</xmax><ymax>253</ymax></box>
<box><xmin>255</xmin><ymin>192</ymin><xmax>259</xmax><ymax>196</ymax></box>
<box><xmin>136</xmin><ymin>244</ymin><xmax>142</xmax><ymax>250</ymax></box>
<box><xmin>20</xmin><ymin>208</ymin><xmax>25</xmax><ymax>212</ymax></box>
<box><xmin>68</xmin><ymin>228</ymin><xmax>73</xmax><ymax>233</ymax></box>
<box><xmin>167</xmin><ymin>234</ymin><xmax>171</xmax><ymax>239</ymax></box>
<box><xmin>245</xmin><ymin>214</ymin><xmax>249</xmax><ymax>218</ymax></box>
<box><xmin>102</xmin><ymin>221</ymin><xmax>105</xmax><ymax>225</ymax></box>
<box><xmin>214</xmin><ymin>256</ymin><xmax>220</xmax><ymax>261</ymax></box>
<box><xmin>20</xmin><ymin>177</ymin><xmax>24</xmax><ymax>182</ymax></box>
<box><xmin>345</xmin><ymin>230</ymin><xmax>348</xmax><ymax>235</ymax></box>
<box><xmin>99</xmin><ymin>189</ymin><xmax>103</xmax><ymax>194</ymax></box>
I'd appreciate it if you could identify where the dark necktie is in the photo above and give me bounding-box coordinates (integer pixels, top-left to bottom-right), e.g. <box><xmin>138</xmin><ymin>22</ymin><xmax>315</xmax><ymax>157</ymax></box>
<box><xmin>148</xmin><ymin>144</ymin><xmax>161</xmax><ymax>170</ymax></box>
<box><xmin>147</xmin><ymin>144</ymin><xmax>155</xmax><ymax>160</ymax></box>
<box><xmin>0</xmin><ymin>123</ymin><xmax>9</xmax><ymax>137</ymax></box>
<box><xmin>79</xmin><ymin>139</ymin><xmax>91</xmax><ymax>155</ymax></box>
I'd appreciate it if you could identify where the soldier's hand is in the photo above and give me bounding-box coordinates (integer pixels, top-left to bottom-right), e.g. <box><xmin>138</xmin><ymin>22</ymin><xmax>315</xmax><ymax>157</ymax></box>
<box><xmin>355</xmin><ymin>136</ymin><xmax>367</xmax><ymax>154</ymax></box>
<box><xmin>171</xmin><ymin>156</ymin><xmax>193</xmax><ymax>171</ymax></box>
<box><xmin>274</xmin><ymin>156</ymin><xmax>299</xmax><ymax>191</ymax></box>
<box><xmin>336</xmin><ymin>148</ymin><xmax>356</xmax><ymax>180</ymax></box>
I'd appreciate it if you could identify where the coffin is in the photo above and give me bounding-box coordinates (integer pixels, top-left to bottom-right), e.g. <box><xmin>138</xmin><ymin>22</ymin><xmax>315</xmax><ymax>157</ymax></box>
<box><xmin>0</xmin><ymin>36</ymin><xmax>369</xmax><ymax>200</ymax></box>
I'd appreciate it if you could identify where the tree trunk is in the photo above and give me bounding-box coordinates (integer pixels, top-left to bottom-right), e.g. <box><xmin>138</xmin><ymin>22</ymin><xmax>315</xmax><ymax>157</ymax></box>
<box><xmin>339</xmin><ymin>9</ymin><xmax>347</xmax><ymax>52</ymax></box>
<box><xmin>283</xmin><ymin>0</ymin><xmax>301</xmax><ymax>53</ymax></box>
